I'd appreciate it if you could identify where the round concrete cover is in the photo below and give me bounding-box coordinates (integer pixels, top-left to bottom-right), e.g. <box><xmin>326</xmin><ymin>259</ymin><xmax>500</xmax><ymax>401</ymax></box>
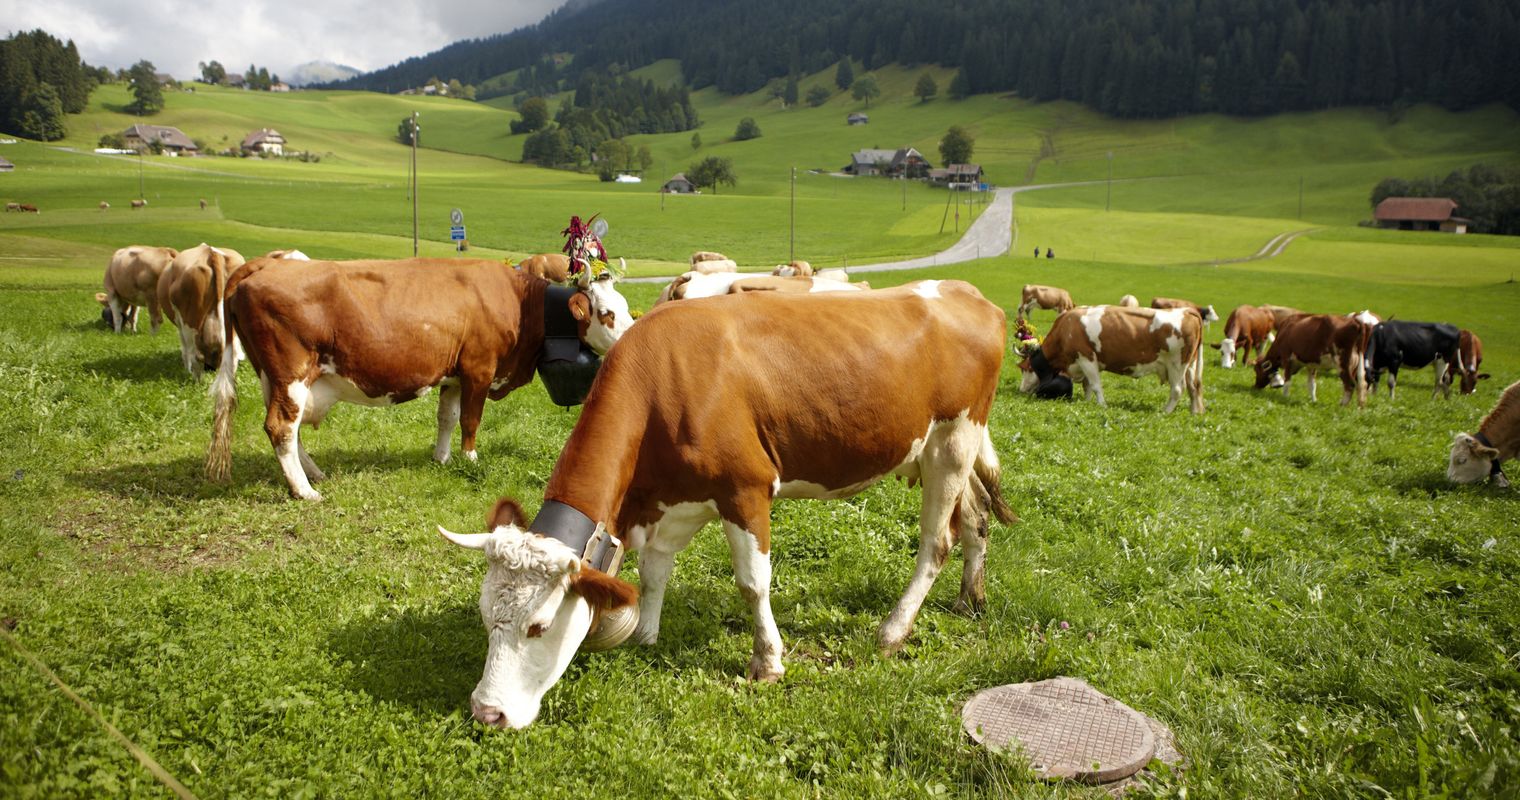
<box><xmin>962</xmin><ymin>677</ymin><xmax>1156</xmax><ymax>783</ymax></box>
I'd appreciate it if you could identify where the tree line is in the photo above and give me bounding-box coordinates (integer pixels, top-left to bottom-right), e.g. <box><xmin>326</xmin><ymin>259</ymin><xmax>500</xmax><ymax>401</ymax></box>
<box><xmin>0</xmin><ymin>29</ymin><xmax>105</xmax><ymax>140</ymax></box>
<box><xmin>329</xmin><ymin>0</ymin><xmax>1519</xmax><ymax>118</ymax></box>
<box><xmin>519</xmin><ymin>72</ymin><xmax>697</xmax><ymax>172</ymax></box>
<box><xmin>1371</xmin><ymin>165</ymin><xmax>1520</xmax><ymax>236</ymax></box>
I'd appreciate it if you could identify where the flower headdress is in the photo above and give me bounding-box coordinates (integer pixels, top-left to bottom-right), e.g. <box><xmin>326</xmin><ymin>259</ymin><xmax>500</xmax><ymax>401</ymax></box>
<box><xmin>1014</xmin><ymin>317</ymin><xmax>1041</xmax><ymax>353</ymax></box>
<box><xmin>561</xmin><ymin>214</ymin><xmax>611</xmax><ymax>281</ymax></box>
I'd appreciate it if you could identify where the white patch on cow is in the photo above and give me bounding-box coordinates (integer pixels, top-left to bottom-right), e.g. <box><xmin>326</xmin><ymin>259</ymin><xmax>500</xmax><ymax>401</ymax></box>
<box><xmin>307</xmin><ymin>371</ymin><xmax>391</xmax><ymax>425</ymax></box>
<box><xmin>1448</xmin><ymin>433</ymin><xmax>1496</xmax><ymax>484</ymax></box>
<box><xmin>771</xmin><ymin>476</ymin><xmax>781</xmax><ymax>497</ymax></box>
<box><xmin>724</xmin><ymin>520</ymin><xmax>784</xmax><ymax>681</ymax></box>
<box><xmin>912</xmin><ymin>280</ymin><xmax>942</xmax><ymax>299</ymax></box>
<box><xmin>624</xmin><ymin>500</ymin><xmax>718</xmax><ymax>646</ymax></box>
<box><xmin>1149</xmin><ymin>308</ymin><xmax>1186</xmax><ymax>333</ymax></box>
<box><xmin>277</xmin><ymin>381</ymin><xmax>321</xmax><ymax>500</ymax></box>
<box><xmin>455</xmin><ymin>527</ymin><xmax>590</xmax><ymax>730</ymax></box>
<box><xmin>1081</xmin><ymin>306</ymin><xmax>1106</xmax><ymax>354</ymax></box>
<box><xmin>582</xmin><ymin>279</ymin><xmax>633</xmax><ymax>355</ymax></box>
<box><xmin>1352</xmin><ymin>310</ymin><xmax>1378</xmax><ymax>326</ymax></box>
<box><xmin>810</xmin><ymin>280</ymin><xmax>862</xmax><ymax>294</ymax></box>
<box><xmin>1219</xmin><ymin>338</ymin><xmax>1237</xmax><ymax>368</ymax></box>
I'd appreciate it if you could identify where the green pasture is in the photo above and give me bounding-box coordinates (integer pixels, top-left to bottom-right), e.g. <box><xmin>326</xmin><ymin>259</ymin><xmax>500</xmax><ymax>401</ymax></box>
<box><xmin>1</xmin><ymin>72</ymin><xmax>1519</xmax><ymax>797</ymax></box>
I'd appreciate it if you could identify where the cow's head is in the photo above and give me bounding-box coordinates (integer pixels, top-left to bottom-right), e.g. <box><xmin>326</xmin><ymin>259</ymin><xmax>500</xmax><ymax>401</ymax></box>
<box><xmin>1017</xmin><ymin>347</ymin><xmax>1056</xmax><ymax>394</ymax></box>
<box><xmin>440</xmin><ymin>498</ymin><xmax>638</xmax><ymax>729</ymax></box>
<box><xmin>569</xmin><ymin>263</ymin><xmax>634</xmax><ymax>355</ymax></box>
<box><xmin>1448</xmin><ymin>433</ymin><xmax>1501</xmax><ymax>485</ymax></box>
<box><xmin>1253</xmin><ymin>355</ymin><xmax>1283</xmax><ymax>389</ymax></box>
<box><xmin>1459</xmin><ymin>370</ymin><xmax>1491</xmax><ymax>395</ymax></box>
<box><xmin>1201</xmin><ymin>305</ymin><xmax>1219</xmax><ymax>323</ymax></box>
<box><xmin>1215</xmin><ymin>337</ymin><xmax>1237</xmax><ymax>369</ymax></box>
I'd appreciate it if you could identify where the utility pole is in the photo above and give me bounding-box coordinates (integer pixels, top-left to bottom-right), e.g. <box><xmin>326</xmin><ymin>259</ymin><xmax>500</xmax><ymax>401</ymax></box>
<box><xmin>410</xmin><ymin>111</ymin><xmax>419</xmax><ymax>257</ymax></box>
<box><xmin>137</xmin><ymin>149</ymin><xmax>144</xmax><ymax>200</ymax></box>
<box><xmin>789</xmin><ymin>167</ymin><xmax>796</xmax><ymax>263</ymax></box>
<box><xmin>1298</xmin><ymin>176</ymin><xmax>1304</xmax><ymax>220</ymax></box>
<box><xmin>1106</xmin><ymin>151</ymin><xmax>1113</xmax><ymax>212</ymax></box>
<box><xmin>901</xmin><ymin>174</ymin><xmax>906</xmax><ymax>211</ymax></box>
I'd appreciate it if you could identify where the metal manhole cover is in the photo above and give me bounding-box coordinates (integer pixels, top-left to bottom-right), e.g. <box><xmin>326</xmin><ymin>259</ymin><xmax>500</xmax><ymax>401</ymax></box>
<box><xmin>962</xmin><ymin>677</ymin><xmax>1157</xmax><ymax>784</ymax></box>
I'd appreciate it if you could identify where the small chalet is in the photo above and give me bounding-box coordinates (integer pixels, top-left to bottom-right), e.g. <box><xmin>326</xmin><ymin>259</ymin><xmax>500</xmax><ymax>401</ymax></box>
<box><xmin>843</xmin><ymin>147</ymin><xmax>932</xmax><ymax>179</ymax></box>
<box><xmin>662</xmin><ymin>172</ymin><xmax>695</xmax><ymax>193</ymax></box>
<box><xmin>270</xmin><ymin>82</ymin><xmax>290</xmax><ymax>93</ymax></box>
<box><xmin>847</xmin><ymin>112</ymin><xmax>869</xmax><ymax>126</ymax></box>
<box><xmin>227</xmin><ymin>74</ymin><xmax>246</xmax><ymax>88</ymax></box>
<box><xmin>122</xmin><ymin>124</ymin><xmax>198</xmax><ymax>155</ymax></box>
<box><xmin>928</xmin><ymin>163</ymin><xmax>985</xmax><ymax>188</ymax></box>
<box><xmin>154</xmin><ymin>72</ymin><xmax>176</xmax><ymax>86</ymax></box>
<box><xmin>241</xmin><ymin>128</ymin><xmax>286</xmax><ymax>155</ymax></box>
<box><xmin>1374</xmin><ymin>197</ymin><xmax>1469</xmax><ymax>233</ymax></box>
<box><xmin>0</xmin><ymin>156</ymin><xmax>14</xmax><ymax>172</ymax></box>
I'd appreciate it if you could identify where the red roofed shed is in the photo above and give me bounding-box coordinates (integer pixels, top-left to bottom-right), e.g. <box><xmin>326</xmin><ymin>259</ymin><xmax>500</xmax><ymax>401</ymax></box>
<box><xmin>1374</xmin><ymin>197</ymin><xmax>1468</xmax><ymax>233</ymax></box>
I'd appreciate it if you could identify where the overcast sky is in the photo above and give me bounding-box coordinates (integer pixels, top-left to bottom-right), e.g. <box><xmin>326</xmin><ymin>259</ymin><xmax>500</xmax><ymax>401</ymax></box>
<box><xmin>1</xmin><ymin>0</ymin><xmax>565</xmax><ymax>79</ymax></box>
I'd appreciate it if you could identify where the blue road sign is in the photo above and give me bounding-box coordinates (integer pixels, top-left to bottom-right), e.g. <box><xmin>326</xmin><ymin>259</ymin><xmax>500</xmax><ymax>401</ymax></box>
<box><xmin>450</xmin><ymin>225</ymin><xmax>466</xmax><ymax>241</ymax></box>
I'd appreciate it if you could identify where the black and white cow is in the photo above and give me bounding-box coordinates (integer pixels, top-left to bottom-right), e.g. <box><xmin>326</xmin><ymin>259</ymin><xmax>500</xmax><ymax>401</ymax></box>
<box><xmin>1365</xmin><ymin>320</ymin><xmax>1461</xmax><ymax>400</ymax></box>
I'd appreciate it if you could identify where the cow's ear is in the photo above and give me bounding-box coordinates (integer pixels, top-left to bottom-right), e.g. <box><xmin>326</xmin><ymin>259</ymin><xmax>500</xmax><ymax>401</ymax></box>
<box><xmin>569</xmin><ymin>292</ymin><xmax>591</xmax><ymax>322</ymax></box>
<box><xmin>487</xmin><ymin>497</ymin><xmax>528</xmax><ymax>530</ymax></box>
<box><xmin>1478</xmin><ymin>373</ymin><xmax>1491</xmax><ymax>381</ymax></box>
<box><xmin>570</xmin><ymin>567</ymin><xmax>639</xmax><ymax>611</ymax></box>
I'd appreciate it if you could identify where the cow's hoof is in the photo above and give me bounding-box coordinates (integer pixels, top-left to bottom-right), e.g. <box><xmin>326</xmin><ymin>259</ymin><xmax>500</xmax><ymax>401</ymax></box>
<box><xmin>1495</xmin><ymin>474</ymin><xmax>1511</xmax><ymax>490</ymax></box>
<box><xmin>876</xmin><ymin>626</ymin><xmax>909</xmax><ymax>656</ymax></box>
<box><xmin>465</xmin><ymin>450</ymin><xmax>479</xmax><ymax>463</ymax></box>
<box><xmin>433</xmin><ymin>451</ymin><xmax>451</xmax><ymax>464</ymax></box>
<box><xmin>747</xmin><ymin>659</ymin><xmax>784</xmax><ymax>683</ymax></box>
<box><xmin>952</xmin><ymin>596</ymin><xmax>985</xmax><ymax>616</ymax></box>
<box><xmin>293</xmin><ymin>489</ymin><xmax>323</xmax><ymax>501</ymax></box>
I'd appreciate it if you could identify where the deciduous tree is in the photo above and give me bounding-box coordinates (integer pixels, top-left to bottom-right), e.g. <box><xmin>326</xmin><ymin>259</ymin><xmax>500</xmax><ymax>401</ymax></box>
<box><xmin>914</xmin><ymin>72</ymin><xmax>938</xmax><ymax>103</ymax></box>
<box><xmin>734</xmin><ymin>117</ymin><xmax>761</xmax><ymax>140</ymax></box>
<box><xmin>687</xmin><ymin>155</ymin><xmax>737</xmax><ymax>194</ymax></box>
<box><xmin>939</xmin><ymin>125</ymin><xmax>974</xmax><ymax>166</ymax></box>
<box><xmin>127</xmin><ymin>60</ymin><xmax>163</xmax><ymax>115</ymax></box>
<box><xmin>806</xmin><ymin>85</ymin><xmax>831</xmax><ymax>107</ymax></box>
<box><xmin>834</xmin><ymin>59</ymin><xmax>854</xmax><ymax>91</ymax></box>
<box><xmin>851</xmin><ymin>75</ymin><xmax>880</xmax><ymax>108</ymax></box>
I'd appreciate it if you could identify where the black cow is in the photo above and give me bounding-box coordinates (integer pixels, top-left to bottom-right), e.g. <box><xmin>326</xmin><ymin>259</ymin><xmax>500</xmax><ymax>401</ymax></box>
<box><xmin>1365</xmin><ymin>320</ymin><xmax>1461</xmax><ymax>399</ymax></box>
<box><xmin>1022</xmin><ymin>348</ymin><xmax>1074</xmax><ymax>399</ymax></box>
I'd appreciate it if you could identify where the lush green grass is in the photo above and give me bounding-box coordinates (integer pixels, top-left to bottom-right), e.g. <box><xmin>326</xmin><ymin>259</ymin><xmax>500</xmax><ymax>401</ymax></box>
<box><xmin>2</xmin><ymin>72</ymin><xmax>1519</xmax><ymax>798</ymax></box>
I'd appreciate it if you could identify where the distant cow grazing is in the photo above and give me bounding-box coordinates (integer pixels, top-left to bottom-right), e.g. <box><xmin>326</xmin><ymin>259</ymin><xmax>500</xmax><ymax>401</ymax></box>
<box><xmin>1212</xmin><ymin>304</ymin><xmax>1277</xmax><ymax>368</ymax></box>
<box><xmin>771</xmin><ymin>261</ymin><xmax>813</xmax><ymax>277</ymax></box>
<box><xmin>157</xmin><ymin>243</ymin><xmax>247</xmax><ymax>377</ymax></box>
<box><xmin>1455</xmin><ymin>330</ymin><xmax>1489</xmax><ymax>395</ymax></box>
<box><xmin>1018</xmin><ymin>284</ymin><xmax>1075</xmax><ymax>320</ymax></box>
<box><xmin>657</xmin><ymin>271</ymin><xmax>864</xmax><ymax>304</ymax></box>
<box><xmin>94</xmin><ymin>291</ymin><xmax>133</xmax><ymax>329</ymax></box>
<box><xmin>3</xmin><ymin>203</ymin><xmax>17</xmax><ymax>212</ymax></box>
<box><xmin>17</xmin><ymin>203</ymin><xmax>38</xmax><ymax>213</ymax></box>
<box><xmin>130</xmin><ymin>199</ymin><xmax>147</xmax><ymax>209</ymax></box>
<box><xmin>1151</xmin><ymin>296</ymin><xmax>1218</xmax><ymax>323</ymax></box>
<box><xmin>199</xmin><ymin>198</ymin><xmax>207</xmax><ymax>210</ymax></box>
<box><xmin>206</xmin><ymin>258</ymin><xmax>634</xmax><ymax>500</ymax></box>
<box><xmin>689</xmin><ymin>251</ymin><xmax>738</xmax><ymax>273</ymax></box>
<box><xmin>517</xmin><ymin>253</ymin><xmax>572</xmax><ymax>283</ymax></box>
<box><xmin>1365</xmin><ymin>320</ymin><xmax>1460</xmax><ymax>399</ymax></box>
<box><xmin>438</xmin><ymin>280</ymin><xmax>1016</xmax><ymax>728</ymax></box>
<box><xmin>1254</xmin><ymin>313</ymin><xmax>1372</xmax><ymax>407</ymax></box>
<box><xmin>815</xmin><ymin>268</ymin><xmax>851</xmax><ymax>283</ymax></box>
<box><xmin>1448</xmin><ymin>380</ymin><xmax>1519</xmax><ymax>489</ymax></box>
<box><xmin>1118</xmin><ymin>294</ymin><xmax>1139</xmax><ymax>308</ymax></box>
<box><xmin>262</xmin><ymin>249</ymin><xmax>311</xmax><ymax>261</ymax></box>
<box><xmin>99</xmin><ymin>201</ymin><xmax>110</xmax><ymax>211</ymax></box>
<box><xmin>102</xmin><ymin>245</ymin><xmax>178</xmax><ymax>333</ymax></box>
<box><xmin>1019</xmin><ymin>305</ymin><xmax>1205</xmax><ymax>413</ymax></box>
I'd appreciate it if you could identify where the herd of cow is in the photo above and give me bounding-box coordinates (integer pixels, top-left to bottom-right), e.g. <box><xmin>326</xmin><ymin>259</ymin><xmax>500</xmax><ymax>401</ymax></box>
<box><xmin>90</xmin><ymin>238</ymin><xmax>1514</xmax><ymax>729</ymax></box>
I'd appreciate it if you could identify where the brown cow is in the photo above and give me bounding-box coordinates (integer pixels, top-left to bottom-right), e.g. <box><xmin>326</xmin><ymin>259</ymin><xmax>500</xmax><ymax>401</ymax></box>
<box><xmin>206</xmin><ymin>259</ymin><xmax>634</xmax><ymax>500</ymax></box>
<box><xmin>1211</xmin><ymin>304</ymin><xmax>1276</xmax><ymax>368</ymax></box>
<box><xmin>102</xmin><ymin>245</ymin><xmax>178</xmax><ymax>333</ymax></box>
<box><xmin>99</xmin><ymin>201</ymin><xmax>110</xmax><ymax>211</ymax></box>
<box><xmin>771</xmin><ymin>261</ymin><xmax>813</xmax><ymax>277</ymax></box>
<box><xmin>656</xmin><ymin>271</ymin><xmax>864</xmax><ymax>304</ymax></box>
<box><xmin>1260</xmin><ymin>305</ymin><xmax>1304</xmax><ymax>327</ymax></box>
<box><xmin>690</xmin><ymin>251</ymin><xmax>738</xmax><ymax>273</ymax></box>
<box><xmin>130</xmin><ymin>199</ymin><xmax>147</xmax><ymax>209</ymax></box>
<box><xmin>157</xmin><ymin>243</ymin><xmax>247</xmax><ymax>377</ymax></box>
<box><xmin>438</xmin><ymin>279</ymin><xmax>1016</xmax><ymax>728</ymax></box>
<box><xmin>1019</xmin><ymin>305</ymin><xmax>1205</xmax><ymax>413</ymax></box>
<box><xmin>1018</xmin><ymin>284</ymin><xmax>1074</xmax><ymax>320</ymax></box>
<box><xmin>1448</xmin><ymin>379</ymin><xmax>1518</xmax><ymax>489</ymax></box>
<box><xmin>1253</xmin><ymin>313</ymin><xmax>1372</xmax><ymax>407</ymax></box>
<box><xmin>517</xmin><ymin>253</ymin><xmax>571</xmax><ymax>283</ymax></box>
<box><xmin>1454</xmin><ymin>330</ymin><xmax>1489</xmax><ymax>395</ymax></box>
<box><xmin>17</xmin><ymin>203</ymin><xmax>38</xmax><ymax>213</ymax></box>
<box><xmin>1151</xmin><ymin>296</ymin><xmax>1219</xmax><ymax>323</ymax></box>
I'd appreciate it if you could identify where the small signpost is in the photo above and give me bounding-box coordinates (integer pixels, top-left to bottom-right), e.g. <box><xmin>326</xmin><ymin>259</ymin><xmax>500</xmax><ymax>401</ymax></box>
<box><xmin>450</xmin><ymin>208</ymin><xmax>466</xmax><ymax>251</ymax></box>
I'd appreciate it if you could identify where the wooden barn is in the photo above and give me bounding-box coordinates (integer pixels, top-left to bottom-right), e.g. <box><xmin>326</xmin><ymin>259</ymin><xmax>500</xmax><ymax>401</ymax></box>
<box><xmin>1374</xmin><ymin>197</ymin><xmax>1469</xmax><ymax>233</ymax></box>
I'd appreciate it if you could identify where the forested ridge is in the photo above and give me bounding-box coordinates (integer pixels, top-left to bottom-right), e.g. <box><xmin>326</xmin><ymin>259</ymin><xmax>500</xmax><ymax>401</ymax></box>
<box><xmin>330</xmin><ymin>0</ymin><xmax>1520</xmax><ymax>117</ymax></box>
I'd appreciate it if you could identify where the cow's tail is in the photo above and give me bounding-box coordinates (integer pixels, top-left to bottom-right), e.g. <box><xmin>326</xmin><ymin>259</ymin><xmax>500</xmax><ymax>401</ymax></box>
<box><xmin>973</xmin><ymin>429</ymin><xmax>1018</xmax><ymax>525</ymax></box>
<box><xmin>204</xmin><ymin>300</ymin><xmax>240</xmax><ymax>483</ymax></box>
<box><xmin>206</xmin><ymin>248</ymin><xmax>229</xmax><ymax>353</ymax></box>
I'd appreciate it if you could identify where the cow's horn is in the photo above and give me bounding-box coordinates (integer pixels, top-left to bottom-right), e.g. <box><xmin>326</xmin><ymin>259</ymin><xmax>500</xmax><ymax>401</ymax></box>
<box><xmin>437</xmin><ymin>525</ymin><xmax>492</xmax><ymax>550</ymax></box>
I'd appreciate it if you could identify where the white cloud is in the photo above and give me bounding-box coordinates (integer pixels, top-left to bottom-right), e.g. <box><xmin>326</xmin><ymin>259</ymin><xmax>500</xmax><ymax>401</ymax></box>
<box><xmin>0</xmin><ymin>0</ymin><xmax>564</xmax><ymax>79</ymax></box>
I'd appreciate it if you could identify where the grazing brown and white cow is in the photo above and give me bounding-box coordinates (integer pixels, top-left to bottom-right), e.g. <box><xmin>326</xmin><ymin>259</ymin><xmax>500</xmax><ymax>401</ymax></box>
<box><xmin>1454</xmin><ymin>330</ymin><xmax>1489</xmax><ymax>395</ymax></box>
<box><xmin>1253</xmin><ymin>313</ymin><xmax>1372</xmax><ymax>407</ymax></box>
<box><xmin>1118</xmin><ymin>294</ymin><xmax>1139</xmax><ymax>308</ymax></box>
<box><xmin>262</xmin><ymin>249</ymin><xmax>311</xmax><ymax>261</ymax></box>
<box><xmin>438</xmin><ymin>280</ymin><xmax>1017</xmax><ymax>728</ymax></box>
<box><xmin>205</xmin><ymin>259</ymin><xmax>634</xmax><ymax>500</ymax></box>
<box><xmin>1150</xmin><ymin>296</ymin><xmax>1219</xmax><ymax>323</ymax></box>
<box><xmin>99</xmin><ymin>201</ymin><xmax>110</xmax><ymax>211</ymax></box>
<box><xmin>102</xmin><ymin>245</ymin><xmax>178</xmax><ymax>333</ymax></box>
<box><xmin>3</xmin><ymin>202</ymin><xmax>17</xmax><ymax>212</ymax></box>
<box><xmin>157</xmin><ymin>243</ymin><xmax>247</xmax><ymax>377</ymax></box>
<box><xmin>1018</xmin><ymin>284</ymin><xmax>1075</xmax><ymax>320</ymax></box>
<box><xmin>1212</xmin><ymin>304</ymin><xmax>1276</xmax><ymax>368</ymax></box>
<box><xmin>1448</xmin><ymin>380</ymin><xmax>1518</xmax><ymax>489</ymax></box>
<box><xmin>517</xmin><ymin>253</ymin><xmax>571</xmax><ymax>283</ymax></box>
<box><xmin>771</xmin><ymin>260</ymin><xmax>813</xmax><ymax>277</ymax></box>
<box><xmin>130</xmin><ymin>199</ymin><xmax>147</xmax><ymax>209</ymax></box>
<box><xmin>656</xmin><ymin>270</ymin><xmax>863</xmax><ymax>304</ymax></box>
<box><xmin>689</xmin><ymin>251</ymin><xmax>738</xmax><ymax>273</ymax></box>
<box><xmin>1018</xmin><ymin>305</ymin><xmax>1205</xmax><ymax>413</ymax></box>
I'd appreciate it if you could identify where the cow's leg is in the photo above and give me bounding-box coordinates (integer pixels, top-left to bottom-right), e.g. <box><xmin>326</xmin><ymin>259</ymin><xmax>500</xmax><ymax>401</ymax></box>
<box><xmin>631</xmin><ymin>506</ymin><xmax>714</xmax><ymax>645</ymax></box>
<box><xmin>176</xmin><ymin>324</ymin><xmax>197</xmax><ymax>376</ymax></box>
<box><xmin>722</xmin><ymin>508</ymin><xmax>784</xmax><ymax>682</ymax></box>
<box><xmin>457</xmin><ymin>378</ymin><xmax>490</xmax><ymax>462</ymax></box>
<box><xmin>879</xmin><ymin>419</ymin><xmax>979</xmax><ymax>654</ymax></box>
<box><xmin>108</xmin><ymin>296</ymin><xmax>125</xmax><ymax>333</ymax></box>
<box><xmin>298</xmin><ymin>441</ymin><xmax>326</xmax><ymax>482</ymax></box>
<box><xmin>1386</xmin><ymin>362</ymin><xmax>1399</xmax><ymax>400</ymax></box>
<box><xmin>1075</xmin><ymin>358</ymin><xmax>1105</xmax><ymax>407</ymax></box>
<box><xmin>1306</xmin><ymin>367</ymin><xmax>1319</xmax><ymax>402</ymax></box>
<box><xmin>1163</xmin><ymin>357</ymin><xmax>1185</xmax><ymax>414</ymax></box>
<box><xmin>1432</xmin><ymin>357</ymin><xmax>1450</xmax><ymax>399</ymax></box>
<box><xmin>265</xmin><ymin>380</ymin><xmax>321</xmax><ymax>501</ymax></box>
<box><xmin>433</xmin><ymin>382</ymin><xmax>461</xmax><ymax>463</ymax></box>
<box><xmin>951</xmin><ymin>481</ymin><xmax>990</xmax><ymax>615</ymax></box>
<box><xmin>147</xmin><ymin>299</ymin><xmax>162</xmax><ymax>335</ymax></box>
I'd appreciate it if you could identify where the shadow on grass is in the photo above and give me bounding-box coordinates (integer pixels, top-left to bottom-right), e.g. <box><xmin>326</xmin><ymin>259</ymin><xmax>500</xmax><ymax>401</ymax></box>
<box><xmin>70</xmin><ymin>447</ymin><xmax>431</xmax><ymax>500</ymax></box>
<box><xmin>1392</xmin><ymin>469</ymin><xmax>1517</xmax><ymax>499</ymax></box>
<box><xmin>81</xmin><ymin>351</ymin><xmax>187</xmax><ymax>382</ymax></box>
<box><xmin>326</xmin><ymin>604</ymin><xmax>483</xmax><ymax>714</ymax></box>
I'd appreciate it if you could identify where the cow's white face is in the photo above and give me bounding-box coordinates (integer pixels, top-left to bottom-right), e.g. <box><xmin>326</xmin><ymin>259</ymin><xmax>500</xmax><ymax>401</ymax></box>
<box><xmin>1448</xmin><ymin>434</ymin><xmax>1498</xmax><ymax>484</ymax></box>
<box><xmin>577</xmin><ymin>272</ymin><xmax>634</xmax><ymax>355</ymax></box>
<box><xmin>1017</xmin><ymin>360</ymin><xmax>1038</xmax><ymax>393</ymax></box>
<box><xmin>441</xmin><ymin>526</ymin><xmax>594</xmax><ymax>729</ymax></box>
<box><xmin>1219</xmin><ymin>338</ymin><xmax>1237</xmax><ymax>369</ymax></box>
